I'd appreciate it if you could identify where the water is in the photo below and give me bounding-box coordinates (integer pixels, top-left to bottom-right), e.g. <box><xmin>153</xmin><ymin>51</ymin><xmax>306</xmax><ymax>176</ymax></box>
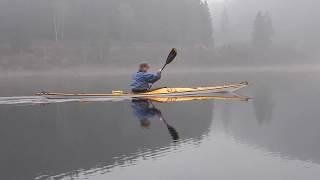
<box><xmin>1</xmin><ymin>71</ymin><xmax>320</xmax><ymax>180</ymax></box>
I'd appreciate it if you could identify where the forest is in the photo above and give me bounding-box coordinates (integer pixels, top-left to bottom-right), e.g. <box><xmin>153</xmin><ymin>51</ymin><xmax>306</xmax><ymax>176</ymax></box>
<box><xmin>0</xmin><ymin>0</ymin><xmax>309</xmax><ymax>70</ymax></box>
<box><xmin>0</xmin><ymin>0</ymin><xmax>212</xmax><ymax>70</ymax></box>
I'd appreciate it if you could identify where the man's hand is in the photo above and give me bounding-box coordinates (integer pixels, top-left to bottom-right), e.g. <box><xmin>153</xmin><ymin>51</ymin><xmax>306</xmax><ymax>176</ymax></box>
<box><xmin>155</xmin><ymin>69</ymin><xmax>162</xmax><ymax>77</ymax></box>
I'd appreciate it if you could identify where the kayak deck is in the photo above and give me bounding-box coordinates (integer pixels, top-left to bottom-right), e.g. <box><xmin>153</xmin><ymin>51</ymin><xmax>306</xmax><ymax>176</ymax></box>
<box><xmin>37</xmin><ymin>81</ymin><xmax>248</xmax><ymax>99</ymax></box>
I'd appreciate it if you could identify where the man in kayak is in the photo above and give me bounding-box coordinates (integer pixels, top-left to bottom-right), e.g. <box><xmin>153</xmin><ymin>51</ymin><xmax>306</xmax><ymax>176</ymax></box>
<box><xmin>130</xmin><ymin>63</ymin><xmax>161</xmax><ymax>93</ymax></box>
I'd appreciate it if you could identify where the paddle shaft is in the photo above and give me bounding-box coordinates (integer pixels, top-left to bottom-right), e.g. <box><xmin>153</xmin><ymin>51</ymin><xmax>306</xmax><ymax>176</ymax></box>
<box><xmin>149</xmin><ymin>63</ymin><xmax>167</xmax><ymax>89</ymax></box>
<box><xmin>160</xmin><ymin>63</ymin><xmax>168</xmax><ymax>72</ymax></box>
<box><xmin>150</xmin><ymin>48</ymin><xmax>177</xmax><ymax>89</ymax></box>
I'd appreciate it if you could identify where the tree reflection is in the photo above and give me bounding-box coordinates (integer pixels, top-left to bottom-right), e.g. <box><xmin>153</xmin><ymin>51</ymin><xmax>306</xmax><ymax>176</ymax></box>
<box><xmin>253</xmin><ymin>84</ymin><xmax>274</xmax><ymax>124</ymax></box>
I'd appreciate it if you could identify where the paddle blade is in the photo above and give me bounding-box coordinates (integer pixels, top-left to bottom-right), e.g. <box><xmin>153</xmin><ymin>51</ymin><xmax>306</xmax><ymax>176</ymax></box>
<box><xmin>166</xmin><ymin>48</ymin><xmax>177</xmax><ymax>65</ymax></box>
<box><xmin>167</xmin><ymin>125</ymin><xmax>179</xmax><ymax>142</ymax></box>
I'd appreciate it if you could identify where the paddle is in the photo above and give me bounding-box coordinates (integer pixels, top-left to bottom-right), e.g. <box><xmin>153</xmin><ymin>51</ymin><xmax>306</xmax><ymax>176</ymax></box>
<box><xmin>150</xmin><ymin>48</ymin><xmax>177</xmax><ymax>89</ymax></box>
<box><xmin>160</xmin><ymin>48</ymin><xmax>177</xmax><ymax>72</ymax></box>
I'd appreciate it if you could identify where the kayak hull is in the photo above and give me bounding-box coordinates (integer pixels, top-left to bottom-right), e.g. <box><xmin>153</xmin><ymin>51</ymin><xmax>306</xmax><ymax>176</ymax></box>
<box><xmin>37</xmin><ymin>82</ymin><xmax>248</xmax><ymax>99</ymax></box>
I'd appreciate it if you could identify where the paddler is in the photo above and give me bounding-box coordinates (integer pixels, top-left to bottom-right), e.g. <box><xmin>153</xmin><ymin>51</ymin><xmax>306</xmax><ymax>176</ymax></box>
<box><xmin>130</xmin><ymin>63</ymin><xmax>162</xmax><ymax>93</ymax></box>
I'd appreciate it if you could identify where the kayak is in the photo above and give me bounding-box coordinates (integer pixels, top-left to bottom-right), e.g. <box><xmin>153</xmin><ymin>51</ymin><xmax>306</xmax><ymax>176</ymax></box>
<box><xmin>0</xmin><ymin>94</ymin><xmax>249</xmax><ymax>106</ymax></box>
<box><xmin>36</xmin><ymin>81</ymin><xmax>248</xmax><ymax>99</ymax></box>
<box><xmin>37</xmin><ymin>82</ymin><xmax>248</xmax><ymax>99</ymax></box>
<box><xmin>68</xmin><ymin>94</ymin><xmax>250</xmax><ymax>104</ymax></box>
<box><xmin>142</xmin><ymin>94</ymin><xmax>250</xmax><ymax>103</ymax></box>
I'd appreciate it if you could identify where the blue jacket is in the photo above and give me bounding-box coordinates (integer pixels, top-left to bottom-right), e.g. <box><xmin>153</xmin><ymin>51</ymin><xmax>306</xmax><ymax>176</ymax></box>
<box><xmin>130</xmin><ymin>71</ymin><xmax>161</xmax><ymax>90</ymax></box>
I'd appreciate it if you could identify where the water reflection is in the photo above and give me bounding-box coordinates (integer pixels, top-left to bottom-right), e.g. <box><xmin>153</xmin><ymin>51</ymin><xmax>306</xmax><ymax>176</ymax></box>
<box><xmin>0</xmin><ymin>100</ymin><xmax>213</xmax><ymax>180</ymax></box>
<box><xmin>2</xmin><ymin>73</ymin><xmax>320</xmax><ymax>180</ymax></box>
<box><xmin>214</xmin><ymin>76</ymin><xmax>320</xmax><ymax>166</ymax></box>
<box><xmin>131</xmin><ymin>99</ymin><xmax>179</xmax><ymax>141</ymax></box>
<box><xmin>253</xmin><ymin>84</ymin><xmax>274</xmax><ymax>124</ymax></box>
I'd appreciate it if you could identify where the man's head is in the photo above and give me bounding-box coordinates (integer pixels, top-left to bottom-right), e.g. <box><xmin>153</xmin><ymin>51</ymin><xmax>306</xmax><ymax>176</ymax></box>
<box><xmin>139</xmin><ymin>63</ymin><xmax>150</xmax><ymax>73</ymax></box>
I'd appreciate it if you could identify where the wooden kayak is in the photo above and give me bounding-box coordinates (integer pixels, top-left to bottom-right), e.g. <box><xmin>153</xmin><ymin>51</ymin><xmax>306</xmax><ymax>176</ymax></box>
<box><xmin>36</xmin><ymin>81</ymin><xmax>248</xmax><ymax>99</ymax></box>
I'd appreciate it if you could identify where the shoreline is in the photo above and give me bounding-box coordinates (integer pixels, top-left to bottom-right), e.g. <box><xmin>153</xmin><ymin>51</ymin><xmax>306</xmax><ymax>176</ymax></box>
<box><xmin>1</xmin><ymin>64</ymin><xmax>320</xmax><ymax>77</ymax></box>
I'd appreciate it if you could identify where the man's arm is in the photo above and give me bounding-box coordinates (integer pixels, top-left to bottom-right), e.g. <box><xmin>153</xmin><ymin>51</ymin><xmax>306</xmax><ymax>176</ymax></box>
<box><xmin>144</xmin><ymin>71</ymin><xmax>161</xmax><ymax>83</ymax></box>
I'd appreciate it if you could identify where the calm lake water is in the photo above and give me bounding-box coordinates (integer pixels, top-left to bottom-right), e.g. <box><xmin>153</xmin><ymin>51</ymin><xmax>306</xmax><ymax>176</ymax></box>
<box><xmin>0</xmin><ymin>71</ymin><xmax>320</xmax><ymax>180</ymax></box>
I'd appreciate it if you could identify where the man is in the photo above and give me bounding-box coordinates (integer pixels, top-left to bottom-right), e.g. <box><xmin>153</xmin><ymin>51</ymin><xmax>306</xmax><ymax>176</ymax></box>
<box><xmin>130</xmin><ymin>63</ymin><xmax>161</xmax><ymax>93</ymax></box>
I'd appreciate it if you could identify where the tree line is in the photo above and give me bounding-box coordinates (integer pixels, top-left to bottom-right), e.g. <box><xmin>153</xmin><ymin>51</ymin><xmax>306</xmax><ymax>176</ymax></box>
<box><xmin>0</xmin><ymin>0</ymin><xmax>214</xmax><ymax>69</ymax></box>
<box><xmin>0</xmin><ymin>0</ymin><xmax>213</xmax><ymax>50</ymax></box>
<box><xmin>0</xmin><ymin>0</ymin><xmax>303</xmax><ymax>70</ymax></box>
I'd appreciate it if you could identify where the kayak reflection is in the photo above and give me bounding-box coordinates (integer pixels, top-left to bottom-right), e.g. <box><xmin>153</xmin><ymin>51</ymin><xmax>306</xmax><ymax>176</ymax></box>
<box><xmin>131</xmin><ymin>99</ymin><xmax>179</xmax><ymax>141</ymax></box>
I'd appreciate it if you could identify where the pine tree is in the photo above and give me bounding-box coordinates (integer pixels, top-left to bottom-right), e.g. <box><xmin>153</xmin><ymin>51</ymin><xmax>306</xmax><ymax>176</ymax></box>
<box><xmin>220</xmin><ymin>6</ymin><xmax>230</xmax><ymax>35</ymax></box>
<box><xmin>252</xmin><ymin>11</ymin><xmax>274</xmax><ymax>49</ymax></box>
<box><xmin>264</xmin><ymin>12</ymin><xmax>275</xmax><ymax>40</ymax></box>
<box><xmin>200</xmin><ymin>1</ymin><xmax>214</xmax><ymax>47</ymax></box>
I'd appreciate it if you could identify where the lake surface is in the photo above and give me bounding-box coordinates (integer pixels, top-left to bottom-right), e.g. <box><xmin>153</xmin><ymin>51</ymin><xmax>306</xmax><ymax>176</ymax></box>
<box><xmin>1</xmin><ymin>71</ymin><xmax>320</xmax><ymax>180</ymax></box>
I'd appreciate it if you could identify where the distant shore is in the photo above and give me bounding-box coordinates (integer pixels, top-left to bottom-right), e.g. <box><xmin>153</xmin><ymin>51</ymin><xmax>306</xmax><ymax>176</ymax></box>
<box><xmin>1</xmin><ymin>64</ymin><xmax>320</xmax><ymax>77</ymax></box>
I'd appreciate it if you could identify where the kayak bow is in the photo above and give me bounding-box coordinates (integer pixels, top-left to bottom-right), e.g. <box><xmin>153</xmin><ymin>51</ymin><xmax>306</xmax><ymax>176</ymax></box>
<box><xmin>37</xmin><ymin>81</ymin><xmax>248</xmax><ymax>99</ymax></box>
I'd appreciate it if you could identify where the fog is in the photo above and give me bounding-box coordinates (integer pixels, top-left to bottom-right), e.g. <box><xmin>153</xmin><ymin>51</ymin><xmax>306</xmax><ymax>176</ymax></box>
<box><xmin>1</xmin><ymin>2</ymin><xmax>320</xmax><ymax>179</ymax></box>
<box><xmin>211</xmin><ymin>0</ymin><xmax>319</xmax><ymax>53</ymax></box>
<box><xmin>0</xmin><ymin>0</ymin><xmax>318</xmax><ymax>71</ymax></box>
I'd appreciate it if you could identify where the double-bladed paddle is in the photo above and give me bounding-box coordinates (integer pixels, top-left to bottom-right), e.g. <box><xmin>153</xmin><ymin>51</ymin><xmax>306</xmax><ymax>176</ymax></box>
<box><xmin>160</xmin><ymin>48</ymin><xmax>177</xmax><ymax>72</ymax></box>
<box><xmin>150</xmin><ymin>48</ymin><xmax>177</xmax><ymax>89</ymax></box>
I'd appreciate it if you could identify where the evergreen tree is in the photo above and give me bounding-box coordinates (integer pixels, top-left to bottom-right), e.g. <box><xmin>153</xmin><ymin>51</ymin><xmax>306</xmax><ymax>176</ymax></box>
<box><xmin>200</xmin><ymin>1</ymin><xmax>214</xmax><ymax>47</ymax></box>
<box><xmin>220</xmin><ymin>6</ymin><xmax>230</xmax><ymax>35</ymax></box>
<box><xmin>252</xmin><ymin>11</ymin><xmax>274</xmax><ymax>49</ymax></box>
<box><xmin>264</xmin><ymin>12</ymin><xmax>275</xmax><ymax>39</ymax></box>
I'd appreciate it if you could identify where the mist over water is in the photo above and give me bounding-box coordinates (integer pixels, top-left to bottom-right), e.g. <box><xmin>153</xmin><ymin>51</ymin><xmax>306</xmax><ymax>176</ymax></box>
<box><xmin>0</xmin><ymin>0</ymin><xmax>318</xmax><ymax>72</ymax></box>
<box><xmin>1</xmin><ymin>0</ymin><xmax>320</xmax><ymax>180</ymax></box>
